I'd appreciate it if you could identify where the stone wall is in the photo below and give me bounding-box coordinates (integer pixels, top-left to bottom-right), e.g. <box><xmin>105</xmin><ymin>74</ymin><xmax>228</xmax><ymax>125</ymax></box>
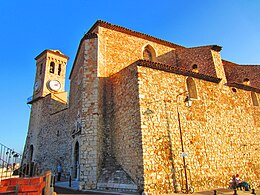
<box><xmin>108</xmin><ymin>64</ymin><xmax>144</xmax><ymax>188</ymax></box>
<box><xmin>68</xmin><ymin>40</ymin><xmax>85</xmax><ymax>182</ymax></box>
<box><xmin>97</xmin><ymin>26</ymin><xmax>177</xmax><ymax>77</ymax></box>
<box><xmin>78</xmin><ymin>37</ymin><xmax>101</xmax><ymax>190</ymax></box>
<box><xmin>137</xmin><ymin>65</ymin><xmax>260</xmax><ymax>194</ymax></box>
<box><xmin>36</xmin><ymin>96</ymin><xmax>71</xmax><ymax>174</ymax></box>
<box><xmin>23</xmin><ymin>95</ymin><xmax>71</xmax><ymax>177</ymax></box>
<box><xmin>68</xmin><ymin>36</ymin><xmax>102</xmax><ymax>190</ymax></box>
<box><xmin>23</xmin><ymin>21</ymin><xmax>259</xmax><ymax>195</ymax></box>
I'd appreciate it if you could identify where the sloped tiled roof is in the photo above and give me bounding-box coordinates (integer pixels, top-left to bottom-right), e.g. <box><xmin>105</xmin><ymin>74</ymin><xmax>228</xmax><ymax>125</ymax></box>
<box><xmin>227</xmin><ymin>82</ymin><xmax>260</xmax><ymax>93</ymax></box>
<box><xmin>222</xmin><ymin>60</ymin><xmax>260</xmax><ymax>89</ymax></box>
<box><xmin>136</xmin><ymin>60</ymin><xmax>222</xmax><ymax>83</ymax></box>
<box><xmin>87</xmin><ymin>20</ymin><xmax>185</xmax><ymax>49</ymax></box>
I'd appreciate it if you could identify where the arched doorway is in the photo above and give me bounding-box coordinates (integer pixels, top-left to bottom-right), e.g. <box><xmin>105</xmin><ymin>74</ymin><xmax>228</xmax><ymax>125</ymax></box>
<box><xmin>74</xmin><ymin>141</ymin><xmax>79</xmax><ymax>179</ymax></box>
<box><xmin>29</xmin><ymin>144</ymin><xmax>34</xmax><ymax>163</ymax></box>
<box><xmin>28</xmin><ymin>145</ymin><xmax>34</xmax><ymax>176</ymax></box>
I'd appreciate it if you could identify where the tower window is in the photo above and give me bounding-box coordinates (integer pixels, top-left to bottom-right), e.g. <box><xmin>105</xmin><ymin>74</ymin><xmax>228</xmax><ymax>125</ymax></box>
<box><xmin>251</xmin><ymin>92</ymin><xmax>259</xmax><ymax>106</ymax></box>
<box><xmin>58</xmin><ymin>64</ymin><xmax>62</xmax><ymax>76</ymax></box>
<box><xmin>186</xmin><ymin>77</ymin><xmax>198</xmax><ymax>99</ymax></box>
<box><xmin>143</xmin><ymin>45</ymin><xmax>156</xmax><ymax>61</ymax></box>
<box><xmin>50</xmin><ymin>62</ymin><xmax>55</xmax><ymax>73</ymax></box>
<box><xmin>39</xmin><ymin>63</ymin><xmax>43</xmax><ymax>75</ymax></box>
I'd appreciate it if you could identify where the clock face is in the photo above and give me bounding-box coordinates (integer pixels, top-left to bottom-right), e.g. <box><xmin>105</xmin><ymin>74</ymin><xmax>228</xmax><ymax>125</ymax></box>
<box><xmin>34</xmin><ymin>80</ymin><xmax>41</xmax><ymax>92</ymax></box>
<box><xmin>48</xmin><ymin>80</ymin><xmax>61</xmax><ymax>91</ymax></box>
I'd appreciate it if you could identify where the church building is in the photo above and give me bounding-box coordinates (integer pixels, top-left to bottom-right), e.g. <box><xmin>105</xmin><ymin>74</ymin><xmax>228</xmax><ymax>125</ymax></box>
<box><xmin>23</xmin><ymin>20</ymin><xmax>260</xmax><ymax>194</ymax></box>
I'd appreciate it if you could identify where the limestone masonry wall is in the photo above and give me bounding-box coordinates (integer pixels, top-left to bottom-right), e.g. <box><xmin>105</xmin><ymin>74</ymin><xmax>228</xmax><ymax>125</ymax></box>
<box><xmin>109</xmin><ymin>64</ymin><xmax>144</xmax><ymax>187</ymax></box>
<box><xmin>98</xmin><ymin>26</ymin><xmax>177</xmax><ymax>77</ymax></box>
<box><xmin>23</xmin><ymin>21</ymin><xmax>259</xmax><ymax>195</ymax></box>
<box><xmin>138</xmin><ymin>65</ymin><xmax>259</xmax><ymax>194</ymax></box>
<box><xmin>78</xmin><ymin>37</ymin><xmax>101</xmax><ymax>190</ymax></box>
<box><xmin>24</xmin><ymin>95</ymin><xmax>71</xmax><ymax>176</ymax></box>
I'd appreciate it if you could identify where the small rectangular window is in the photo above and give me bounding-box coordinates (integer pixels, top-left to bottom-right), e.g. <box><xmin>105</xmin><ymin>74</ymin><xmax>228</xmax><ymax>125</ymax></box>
<box><xmin>50</xmin><ymin>62</ymin><xmax>55</xmax><ymax>73</ymax></box>
<box><xmin>58</xmin><ymin>64</ymin><xmax>62</xmax><ymax>76</ymax></box>
<box><xmin>39</xmin><ymin>63</ymin><xmax>43</xmax><ymax>75</ymax></box>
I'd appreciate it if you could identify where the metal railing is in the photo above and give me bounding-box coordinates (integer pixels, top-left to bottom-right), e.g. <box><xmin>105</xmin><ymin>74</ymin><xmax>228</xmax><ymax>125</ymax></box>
<box><xmin>0</xmin><ymin>143</ymin><xmax>22</xmax><ymax>181</ymax></box>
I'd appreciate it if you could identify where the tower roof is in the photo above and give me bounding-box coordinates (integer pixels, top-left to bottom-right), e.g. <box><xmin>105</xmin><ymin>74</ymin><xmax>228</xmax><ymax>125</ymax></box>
<box><xmin>35</xmin><ymin>49</ymin><xmax>69</xmax><ymax>60</ymax></box>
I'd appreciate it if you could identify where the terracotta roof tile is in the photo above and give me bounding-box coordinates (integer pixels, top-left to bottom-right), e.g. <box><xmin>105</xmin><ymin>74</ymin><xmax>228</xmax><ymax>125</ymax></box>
<box><xmin>135</xmin><ymin>60</ymin><xmax>222</xmax><ymax>83</ymax></box>
<box><xmin>188</xmin><ymin>45</ymin><xmax>222</xmax><ymax>52</ymax></box>
<box><xmin>227</xmin><ymin>82</ymin><xmax>260</xmax><ymax>93</ymax></box>
<box><xmin>222</xmin><ymin>60</ymin><xmax>260</xmax><ymax>89</ymax></box>
<box><xmin>87</xmin><ymin>20</ymin><xmax>185</xmax><ymax>49</ymax></box>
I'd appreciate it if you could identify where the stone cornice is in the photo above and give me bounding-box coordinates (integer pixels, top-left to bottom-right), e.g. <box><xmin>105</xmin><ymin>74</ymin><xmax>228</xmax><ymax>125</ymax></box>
<box><xmin>35</xmin><ymin>50</ymin><xmax>69</xmax><ymax>61</ymax></box>
<box><xmin>27</xmin><ymin>96</ymin><xmax>44</xmax><ymax>104</ymax></box>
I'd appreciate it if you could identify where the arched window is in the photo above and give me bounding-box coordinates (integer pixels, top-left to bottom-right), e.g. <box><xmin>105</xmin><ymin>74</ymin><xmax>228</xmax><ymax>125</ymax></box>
<box><xmin>186</xmin><ymin>77</ymin><xmax>198</xmax><ymax>99</ymax></box>
<box><xmin>143</xmin><ymin>45</ymin><xmax>156</xmax><ymax>61</ymax></box>
<box><xmin>50</xmin><ymin>62</ymin><xmax>55</xmax><ymax>73</ymax></box>
<box><xmin>29</xmin><ymin>145</ymin><xmax>34</xmax><ymax>163</ymax></box>
<box><xmin>251</xmin><ymin>92</ymin><xmax>259</xmax><ymax>106</ymax></box>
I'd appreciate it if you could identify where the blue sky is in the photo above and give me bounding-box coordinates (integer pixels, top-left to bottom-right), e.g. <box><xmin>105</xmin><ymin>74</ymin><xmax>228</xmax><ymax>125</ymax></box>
<box><xmin>0</xmin><ymin>0</ymin><xmax>259</xmax><ymax>153</ymax></box>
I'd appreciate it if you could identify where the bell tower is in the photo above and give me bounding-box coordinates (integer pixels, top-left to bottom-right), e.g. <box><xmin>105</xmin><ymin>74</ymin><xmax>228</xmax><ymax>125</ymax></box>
<box><xmin>24</xmin><ymin>49</ymin><xmax>69</xmax><ymax>166</ymax></box>
<box><xmin>31</xmin><ymin>50</ymin><xmax>69</xmax><ymax>101</ymax></box>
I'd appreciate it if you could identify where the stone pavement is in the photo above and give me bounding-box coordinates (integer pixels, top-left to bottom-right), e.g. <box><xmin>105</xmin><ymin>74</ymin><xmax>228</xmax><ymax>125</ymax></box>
<box><xmin>54</xmin><ymin>180</ymin><xmax>138</xmax><ymax>195</ymax></box>
<box><xmin>190</xmin><ymin>188</ymin><xmax>259</xmax><ymax>195</ymax></box>
<box><xmin>54</xmin><ymin>180</ymin><xmax>260</xmax><ymax>195</ymax></box>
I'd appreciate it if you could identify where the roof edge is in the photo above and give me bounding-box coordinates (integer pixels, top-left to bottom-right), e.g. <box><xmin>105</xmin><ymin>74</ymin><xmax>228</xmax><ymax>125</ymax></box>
<box><xmin>35</xmin><ymin>50</ymin><xmax>69</xmax><ymax>61</ymax></box>
<box><xmin>87</xmin><ymin>20</ymin><xmax>185</xmax><ymax>49</ymax></box>
<box><xmin>227</xmin><ymin>82</ymin><xmax>260</xmax><ymax>93</ymax></box>
<box><xmin>135</xmin><ymin>60</ymin><xmax>222</xmax><ymax>83</ymax></box>
<box><xmin>69</xmin><ymin>33</ymin><xmax>98</xmax><ymax>79</ymax></box>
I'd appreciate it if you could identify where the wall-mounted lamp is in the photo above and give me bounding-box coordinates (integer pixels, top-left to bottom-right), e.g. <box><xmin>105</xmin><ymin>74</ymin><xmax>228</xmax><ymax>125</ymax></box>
<box><xmin>184</xmin><ymin>96</ymin><xmax>192</xmax><ymax>108</ymax></box>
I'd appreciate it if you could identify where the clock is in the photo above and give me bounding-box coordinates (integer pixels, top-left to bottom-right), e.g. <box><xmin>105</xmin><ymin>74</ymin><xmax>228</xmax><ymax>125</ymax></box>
<box><xmin>48</xmin><ymin>80</ymin><xmax>61</xmax><ymax>91</ymax></box>
<box><xmin>34</xmin><ymin>80</ymin><xmax>41</xmax><ymax>92</ymax></box>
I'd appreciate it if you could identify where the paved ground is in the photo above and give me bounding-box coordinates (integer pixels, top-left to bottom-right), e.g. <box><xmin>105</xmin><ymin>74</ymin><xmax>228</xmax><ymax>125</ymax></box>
<box><xmin>54</xmin><ymin>180</ymin><xmax>137</xmax><ymax>195</ymax></box>
<box><xmin>54</xmin><ymin>187</ymin><xmax>259</xmax><ymax>195</ymax></box>
<box><xmin>54</xmin><ymin>180</ymin><xmax>260</xmax><ymax>195</ymax></box>
<box><xmin>191</xmin><ymin>188</ymin><xmax>259</xmax><ymax>195</ymax></box>
<box><xmin>54</xmin><ymin>186</ymin><xmax>119</xmax><ymax>195</ymax></box>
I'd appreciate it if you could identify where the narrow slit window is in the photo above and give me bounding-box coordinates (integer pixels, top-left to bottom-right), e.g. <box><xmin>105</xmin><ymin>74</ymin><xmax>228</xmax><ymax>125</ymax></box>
<box><xmin>50</xmin><ymin>62</ymin><xmax>55</xmax><ymax>73</ymax></box>
<box><xmin>251</xmin><ymin>92</ymin><xmax>259</xmax><ymax>106</ymax></box>
<box><xmin>58</xmin><ymin>64</ymin><xmax>62</xmax><ymax>76</ymax></box>
<box><xmin>39</xmin><ymin>63</ymin><xmax>43</xmax><ymax>75</ymax></box>
<box><xmin>186</xmin><ymin>77</ymin><xmax>198</xmax><ymax>99</ymax></box>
